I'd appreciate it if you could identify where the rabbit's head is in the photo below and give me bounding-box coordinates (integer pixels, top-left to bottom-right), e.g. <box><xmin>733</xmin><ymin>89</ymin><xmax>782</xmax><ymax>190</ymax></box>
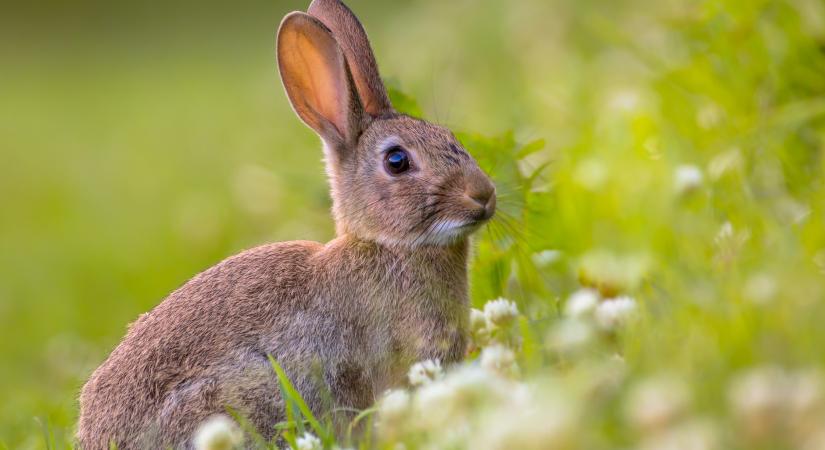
<box><xmin>277</xmin><ymin>0</ymin><xmax>495</xmax><ymax>246</ymax></box>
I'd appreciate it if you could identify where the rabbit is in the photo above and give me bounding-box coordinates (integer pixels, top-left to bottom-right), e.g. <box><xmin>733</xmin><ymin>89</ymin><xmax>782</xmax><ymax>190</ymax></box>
<box><xmin>76</xmin><ymin>0</ymin><xmax>496</xmax><ymax>448</ymax></box>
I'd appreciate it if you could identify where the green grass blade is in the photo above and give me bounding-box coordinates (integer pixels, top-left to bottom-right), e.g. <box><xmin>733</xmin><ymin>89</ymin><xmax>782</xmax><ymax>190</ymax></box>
<box><xmin>267</xmin><ymin>355</ymin><xmax>331</xmax><ymax>444</ymax></box>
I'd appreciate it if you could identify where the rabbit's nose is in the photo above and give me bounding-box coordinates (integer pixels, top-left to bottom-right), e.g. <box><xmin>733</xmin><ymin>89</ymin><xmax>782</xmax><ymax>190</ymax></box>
<box><xmin>465</xmin><ymin>177</ymin><xmax>496</xmax><ymax>220</ymax></box>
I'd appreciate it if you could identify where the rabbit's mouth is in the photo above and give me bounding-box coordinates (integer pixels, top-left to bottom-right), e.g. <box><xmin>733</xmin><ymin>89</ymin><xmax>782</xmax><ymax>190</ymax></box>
<box><xmin>426</xmin><ymin>218</ymin><xmax>488</xmax><ymax>244</ymax></box>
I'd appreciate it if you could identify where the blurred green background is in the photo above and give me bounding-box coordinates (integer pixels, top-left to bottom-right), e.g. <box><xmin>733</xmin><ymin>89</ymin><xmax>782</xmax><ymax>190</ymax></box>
<box><xmin>2</xmin><ymin>0</ymin><xmax>825</xmax><ymax>448</ymax></box>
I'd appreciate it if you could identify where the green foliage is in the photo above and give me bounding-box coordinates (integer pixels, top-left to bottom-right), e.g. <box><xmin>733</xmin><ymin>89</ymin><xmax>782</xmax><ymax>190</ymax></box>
<box><xmin>268</xmin><ymin>356</ymin><xmax>332</xmax><ymax>447</ymax></box>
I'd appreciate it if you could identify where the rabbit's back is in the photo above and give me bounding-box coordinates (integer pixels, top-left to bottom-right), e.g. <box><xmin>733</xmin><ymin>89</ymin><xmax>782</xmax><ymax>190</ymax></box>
<box><xmin>77</xmin><ymin>241</ymin><xmax>325</xmax><ymax>449</ymax></box>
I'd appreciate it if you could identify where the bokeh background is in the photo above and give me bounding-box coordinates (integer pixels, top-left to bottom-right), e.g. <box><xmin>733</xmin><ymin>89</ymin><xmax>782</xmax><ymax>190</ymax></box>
<box><xmin>3</xmin><ymin>0</ymin><xmax>825</xmax><ymax>448</ymax></box>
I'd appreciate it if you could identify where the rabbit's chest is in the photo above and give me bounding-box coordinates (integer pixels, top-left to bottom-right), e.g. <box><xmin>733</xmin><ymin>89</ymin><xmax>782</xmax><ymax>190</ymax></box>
<box><xmin>361</xmin><ymin>282</ymin><xmax>468</xmax><ymax>387</ymax></box>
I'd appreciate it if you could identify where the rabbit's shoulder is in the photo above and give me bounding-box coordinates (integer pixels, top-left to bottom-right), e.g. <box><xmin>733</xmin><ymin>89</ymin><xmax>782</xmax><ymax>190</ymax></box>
<box><xmin>154</xmin><ymin>240</ymin><xmax>327</xmax><ymax>320</ymax></box>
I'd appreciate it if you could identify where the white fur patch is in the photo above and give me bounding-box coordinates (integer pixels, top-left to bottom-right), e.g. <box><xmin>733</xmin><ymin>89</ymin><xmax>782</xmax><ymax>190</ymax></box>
<box><xmin>423</xmin><ymin>219</ymin><xmax>478</xmax><ymax>246</ymax></box>
<box><xmin>376</xmin><ymin>135</ymin><xmax>402</xmax><ymax>154</ymax></box>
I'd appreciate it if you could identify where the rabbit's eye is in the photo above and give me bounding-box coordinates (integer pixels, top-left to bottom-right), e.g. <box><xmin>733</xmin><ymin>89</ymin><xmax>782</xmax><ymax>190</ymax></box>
<box><xmin>384</xmin><ymin>147</ymin><xmax>411</xmax><ymax>175</ymax></box>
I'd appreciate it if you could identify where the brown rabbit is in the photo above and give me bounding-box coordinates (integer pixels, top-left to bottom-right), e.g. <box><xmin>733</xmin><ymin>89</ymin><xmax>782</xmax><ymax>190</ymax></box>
<box><xmin>76</xmin><ymin>0</ymin><xmax>496</xmax><ymax>448</ymax></box>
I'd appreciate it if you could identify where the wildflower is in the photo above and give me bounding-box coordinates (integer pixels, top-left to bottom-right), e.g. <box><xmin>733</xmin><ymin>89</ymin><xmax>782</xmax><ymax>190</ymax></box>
<box><xmin>444</xmin><ymin>365</ymin><xmax>512</xmax><ymax>402</ymax></box>
<box><xmin>564</xmin><ymin>288</ymin><xmax>599</xmax><ymax>318</ymax></box>
<box><xmin>728</xmin><ymin>366</ymin><xmax>787</xmax><ymax>440</ymax></box>
<box><xmin>469</xmin><ymin>308</ymin><xmax>491</xmax><ymax>347</ymax></box>
<box><xmin>608</xmin><ymin>88</ymin><xmax>641</xmax><ymax>112</ymax></box>
<box><xmin>193</xmin><ymin>415</ymin><xmax>243</xmax><ymax>450</ymax></box>
<box><xmin>638</xmin><ymin>418</ymin><xmax>719</xmax><ymax>450</ymax></box>
<box><xmin>573</xmin><ymin>158</ymin><xmax>608</xmax><ymax>190</ymax></box>
<box><xmin>295</xmin><ymin>432</ymin><xmax>322</xmax><ymax>450</ymax></box>
<box><xmin>595</xmin><ymin>296</ymin><xmax>637</xmax><ymax>330</ymax></box>
<box><xmin>411</xmin><ymin>365</ymin><xmax>514</xmax><ymax>431</ymax></box>
<box><xmin>532</xmin><ymin>249</ymin><xmax>561</xmax><ymax>267</ymax></box>
<box><xmin>480</xmin><ymin>344</ymin><xmax>517</xmax><ymax>376</ymax></box>
<box><xmin>470</xmin><ymin>308</ymin><xmax>487</xmax><ymax>333</ymax></box>
<box><xmin>743</xmin><ymin>273</ymin><xmax>777</xmax><ymax>305</ymax></box>
<box><xmin>484</xmin><ymin>298</ymin><xmax>519</xmax><ymax>329</ymax></box>
<box><xmin>546</xmin><ymin>319</ymin><xmax>594</xmax><ymax>354</ymax></box>
<box><xmin>625</xmin><ymin>375</ymin><xmax>690</xmax><ymax>432</ymax></box>
<box><xmin>578</xmin><ymin>250</ymin><xmax>649</xmax><ymax>296</ymax></box>
<box><xmin>469</xmin><ymin>385</ymin><xmax>577</xmax><ymax>450</ymax></box>
<box><xmin>413</xmin><ymin>377</ymin><xmax>459</xmax><ymax>428</ymax></box>
<box><xmin>787</xmin><ymin>370</ymin><xmax>825</xmax><ymax>442</ymax></box>
<box><xmin>674</xmin><ymin>165</ymin><xmax>703</xmax><ymax>194</ymax></box>
<box><xmin>408</xmin><ymin>359</ymin><xmax>443</xmax><ymax>387</ymax></box>
<box><xmin>714</xmin><ymin>222</ymin><xmax>749</xmax><ymax>262</ymax></box>
<box><xmin>379</xmin><ymin>389</ymin><xmax>411</xmax><ymax>422</ymax></box>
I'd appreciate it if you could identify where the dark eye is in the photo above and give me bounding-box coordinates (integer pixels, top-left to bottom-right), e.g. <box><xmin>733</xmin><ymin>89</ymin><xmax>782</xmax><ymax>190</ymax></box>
<box><xmin>384</xmin><ymin>147</ymin><xmax>411</xmax><ymax>175</ymax></box>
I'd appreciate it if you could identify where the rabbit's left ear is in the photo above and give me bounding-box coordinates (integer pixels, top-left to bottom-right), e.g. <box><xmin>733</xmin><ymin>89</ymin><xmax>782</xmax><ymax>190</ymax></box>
<box><xmin>277</xmin><ymin>11</ymin><xmax>364</xmax><ymax>147</ymax></box>
<box><xmin>308</xmin><ymin>0</ymin><xmax>393</xmax><ymax>117</ymax></box>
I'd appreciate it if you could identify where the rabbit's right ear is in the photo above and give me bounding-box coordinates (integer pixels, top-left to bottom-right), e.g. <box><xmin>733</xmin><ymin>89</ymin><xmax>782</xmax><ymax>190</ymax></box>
<box><xmin>307</xmin><ymin>0</ymin><xmax>393</xmax><ymax>116</ymax></box>
<box><xmin>277</xmin><ymin>12</ymin><xmax>364</xmax><ymax>147</ymax></box>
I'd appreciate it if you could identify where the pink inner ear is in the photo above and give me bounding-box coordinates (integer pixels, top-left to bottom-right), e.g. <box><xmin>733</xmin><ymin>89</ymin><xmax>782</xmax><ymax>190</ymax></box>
<box><xmin>283</xmin><ymin>24</ymin><xmax>351</xmax><ymax>140</ymax></box>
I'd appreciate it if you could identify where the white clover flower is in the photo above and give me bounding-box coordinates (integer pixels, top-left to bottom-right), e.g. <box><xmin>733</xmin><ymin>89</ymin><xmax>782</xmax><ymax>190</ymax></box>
<box><xmin>480</xmin><ymin>344</ymin><xmax>517</xmax><ymax>375</ymax></box>
<box><xmin>638</xmin><ymin>418</ymin><xmax>719</xmax><ymax>450</ymax></box>
<box><xmin>743</xmin><ymin>273</ymin><xmax>777</xmax><ymax>305</ymax></box>
<box><xmin>443</xmin><ymin>365</ymin><xmax>512</xmax><ymax>402</ymax></box>
<box><xmin>532</xmin><ymin>249</ymin><xmax>561</xmax><ymax>267</ymax></box>
<box><xmin>574</xmin><ymin>158</ymin><xmax>608</xmax><ymax>190</ymax></box>
<box><xmin>564</xmin><ymin>288</ymin><xmax>600</xmax><ymax>318</ymax></box>
<box><xmin>595</xmin><ymin>296</ymin><xmax>637</xmax><ymax>330</ymax></box>
<box><xmin>625</xmin><ymin>375</ymin><xmax>690</xmax><ymax>432</ymax></box>
<box><xmin>413</xmin><ymin>377</ymin><xmax>459</xmax><ymax>428</ymax></box>
<box><xmin>469</xmin><ymin>308</ymin><xmax>487</xmax><ymax>333</ymax></box>
<box><xmin>294</xmin><ymin>432</ymin><xmax>322</xmax><ymax>450</ymax></box>
<box><xmin>379</xmin><ymin>389</ymin><xmax>411</xmax><ymax>422</ymax></box>
<box><xmin>716</xmin><ymin>221</ymin><xmax>734</xmax><ymax>241</ymax></box>
<box><xmin>193</xmin><ymin>415</ymin><xmax>243</xmax><ymax>450</ymax></box>
<box><xmin>788</xmin><ymin>370</ymin><xmax>824</xmax><ymax>419</ymax></box>
<box><xmin>674</xmin><ymin>164</ymin><xmax>704</xmax><ymax>194</ymax></box>
<box><xmin>578</xmin><ymin>250</ymin><xmax>650</xmax><ymax>294</ymax></box>
<box><xmin>728</xmin><ymin>366</ymin><xmax>787</xmax><ymax>439</ymax></box>
<box><xmin>468</xmin><ymin>385</ymin><xmax>577</xmax><ymax>450</ymax></box>
<box><xmin>608</xmin><ymin>88</ymin><xmax>641</xmax><ymax>112</ymax></box>
<box><xmin>546</xmin><ymin>319</ymin><xmax>595</xmax><ymax>354</ymax></box>
<box><xmin>483</xmin><ymin>298</ymin><xmax>519</xmax><ymax>328</ymax></box>
<box><xmin>468</xmin><ymin>308</ymin><xmax>491</xmax><ymax>347</ymax></box>
<box><xmin>410</xmin><ymin>365</ymin><xmax>516</xmax><ymax>431</ymax></box>
<box><xmin>408</xmin><ymin>359</ymin><xmax>443</xmax><ymax>387</ymax></box>
<box><xmin>786</xmin><ymin>370</ymin><xmax>825</xmax><ymax>441</ymax></box>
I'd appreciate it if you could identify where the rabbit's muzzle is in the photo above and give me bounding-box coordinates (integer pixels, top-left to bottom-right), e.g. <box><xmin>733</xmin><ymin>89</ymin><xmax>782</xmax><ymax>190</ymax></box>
<box><xmin>462</xmin><ymin>168</ymin><xmax>496</xmax><ymax>223</ymax></box>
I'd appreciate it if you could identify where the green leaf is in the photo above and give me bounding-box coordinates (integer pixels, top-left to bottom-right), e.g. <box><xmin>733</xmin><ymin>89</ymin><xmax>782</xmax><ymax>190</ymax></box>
<box><xmin>516</xmin><ymin>138</ymin><xmax>546</xmax><ymax>159</ymax></box>
<box><xmin>268</xmin><ymin>355</ymin><xmax>332</xmax><ymax>445</ymax></box>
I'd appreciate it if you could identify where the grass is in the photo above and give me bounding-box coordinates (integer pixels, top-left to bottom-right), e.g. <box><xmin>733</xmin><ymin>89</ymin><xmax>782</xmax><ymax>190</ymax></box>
<box><xmin>2</xmin><ymin>0</ymin><xmax>825</xmax><ymax>448</ymax></box>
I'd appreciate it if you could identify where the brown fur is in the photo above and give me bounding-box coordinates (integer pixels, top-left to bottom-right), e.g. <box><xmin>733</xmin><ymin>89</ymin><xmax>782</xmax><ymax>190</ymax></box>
<box><xmin>76</xmin><ymin>1</ymin><xmax>495</xmax><ymax>448</ymax></box>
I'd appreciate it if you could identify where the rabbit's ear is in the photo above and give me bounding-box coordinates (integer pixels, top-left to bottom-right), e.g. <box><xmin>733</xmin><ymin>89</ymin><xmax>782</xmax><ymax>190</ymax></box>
<box><xmin>277</xmin><ymin>12</ymin><xmax>363</xmax><ymax>146</ymax></box>
<box><xmin>308</xmin><ymin>0</ymin><xmax>393</xmax><ymax>116</ymax></box>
